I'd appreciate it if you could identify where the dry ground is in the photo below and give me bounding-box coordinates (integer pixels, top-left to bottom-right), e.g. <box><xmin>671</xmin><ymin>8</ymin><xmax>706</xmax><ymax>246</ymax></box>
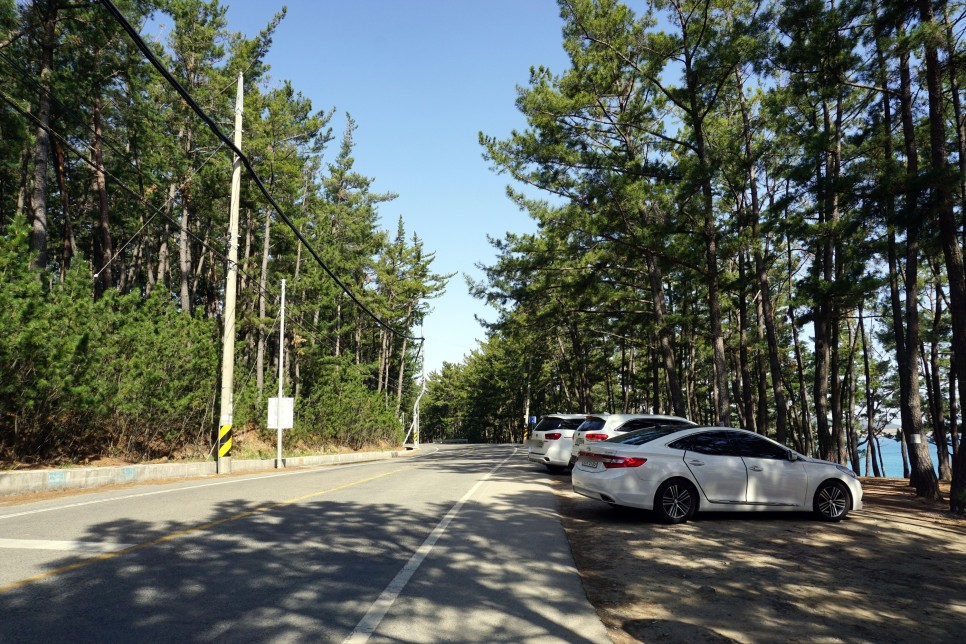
<box><xmin>554</xmin><ymin>477</ymin><xmax>965</xmax><ymax>644</ymax></box>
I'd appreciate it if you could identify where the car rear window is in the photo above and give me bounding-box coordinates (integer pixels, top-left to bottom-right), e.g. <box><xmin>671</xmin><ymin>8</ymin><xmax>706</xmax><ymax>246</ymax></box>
<box><xmin>534</xmin><ymin>417</ymin><xmax>583</xmax><ymax>432</ymax></box>
<box><xmin>606</xmin><ymin>425</ymin><xmax>685</xmax><ymax>446</ymax></box>
<box><xmin>576</xmin><ymin>418</ymin><xmax>606</xmax><ymax>432</ymax></box>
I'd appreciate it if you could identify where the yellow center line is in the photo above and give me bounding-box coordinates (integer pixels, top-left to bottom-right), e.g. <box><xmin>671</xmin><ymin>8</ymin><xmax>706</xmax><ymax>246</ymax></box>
<box><xmin>0</xmin><ymin>467</ymin><xmax>406</xmax><ymax>594</ymax></box>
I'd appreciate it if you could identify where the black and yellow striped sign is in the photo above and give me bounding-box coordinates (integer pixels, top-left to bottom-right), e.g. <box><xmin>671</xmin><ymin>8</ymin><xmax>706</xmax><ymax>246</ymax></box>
<box><xmin>218</xmin><ymin>424</ymin><xmax>232</xmax><ymax>457</ymax></box>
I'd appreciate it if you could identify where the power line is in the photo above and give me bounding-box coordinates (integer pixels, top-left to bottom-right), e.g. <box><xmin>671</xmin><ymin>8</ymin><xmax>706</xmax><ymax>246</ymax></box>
<box><xmin>4</xmin><ymin>87</ymin><xmax>423</xmax><ymax>369</ymax></box>
<box><xmin>0</xmin><ymin>88</ymin><xmax>272</xmax><ymax>315</ymax></box>
<box><xmin>2</xmin><ymin>84</ymin><xmax>372</xmax><ymax>358</ymax></box>
<box><xmin>0</xmin><ymin>48</ymin><xmax>143</xmax><ymax>177</ymax></box>
<box><xmin>0</xmin><ymin>7</ymin><xmax>427</xmax><ymax>362</ymax></box>
<box><xmin>3</xmin><ymin>79</ymin><xmax>421</xmax><ymax>360</ymax></box>
<box><xmin>98</xmin><ymin>0</ymin><xmax>424</xmax><ymax>347</ymax></box>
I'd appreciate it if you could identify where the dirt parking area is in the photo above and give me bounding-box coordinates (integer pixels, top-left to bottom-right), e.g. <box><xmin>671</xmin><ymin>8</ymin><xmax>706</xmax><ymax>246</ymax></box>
<box><xmin>555</xmin><ymin>478</ymin><xmax>966</xmax><ymax>644</ymax></box>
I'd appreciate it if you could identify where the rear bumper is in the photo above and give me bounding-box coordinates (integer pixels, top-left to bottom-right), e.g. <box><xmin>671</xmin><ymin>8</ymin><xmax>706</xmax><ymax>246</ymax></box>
<box><xmin>572</xmin><ymin>468</ymin><xmax>654</xmax><ymax>509</ymax></box>
<box><xmin>527</xmin><ymin>439</ymin><xmax>574</xmax><ymax>468</ymax></box>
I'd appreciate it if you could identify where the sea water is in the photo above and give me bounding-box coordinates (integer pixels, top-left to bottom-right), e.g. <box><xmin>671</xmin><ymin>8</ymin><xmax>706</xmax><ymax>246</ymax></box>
<box><xmin>859</xmin><ymin>435</ymin><xmax>943</xmax><ymax>478</ymax></box>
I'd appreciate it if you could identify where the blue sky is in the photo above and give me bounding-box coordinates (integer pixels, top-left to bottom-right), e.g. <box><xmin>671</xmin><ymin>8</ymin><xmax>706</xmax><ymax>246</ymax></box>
<box><xmin>216</xmin><ymin>1</ymin><xmax>572</xmax><ymax>374</ymax></box>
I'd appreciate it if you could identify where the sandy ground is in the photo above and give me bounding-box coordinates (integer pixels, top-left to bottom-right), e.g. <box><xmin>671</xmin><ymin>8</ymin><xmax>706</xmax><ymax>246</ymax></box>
<box><xmin>554</xmin><ymin>477</ymin><xmax>966</xmax><ymax>644</ymax></box>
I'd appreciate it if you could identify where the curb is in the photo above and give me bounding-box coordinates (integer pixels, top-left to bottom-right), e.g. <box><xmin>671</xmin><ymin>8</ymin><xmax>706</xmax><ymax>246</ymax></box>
<box><xmin>0</xmin><ymin>448</ymin><xmax>415</xmax><ymax>498</ymax></box>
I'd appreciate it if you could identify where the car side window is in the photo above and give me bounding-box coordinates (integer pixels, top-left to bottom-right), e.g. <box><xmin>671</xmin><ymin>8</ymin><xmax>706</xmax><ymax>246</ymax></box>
<box><xmin>729</xmin><ymin>432</ymin><xmax>789</xmax><ymax>459</ymax></box>
<box><xmin>678</xmin><ymin>431</ymin><xmax>734</xmax><ymax>455</ymax></box>
<box><xmin>667</xmin><ymin>436</ymin><xmax>693</xmax><ymax>451</ymax></box>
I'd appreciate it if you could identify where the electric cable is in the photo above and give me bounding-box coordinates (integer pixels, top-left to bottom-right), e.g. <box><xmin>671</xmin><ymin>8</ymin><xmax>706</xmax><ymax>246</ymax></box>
<box><xmin>0</xmin><ymin>87</ymin><xmax>285</xmax><ymax>323</ymax></box>
<box><xmin>1</xmin><ymin>82</ymin><xmax>345</xmax><ymax>349</ymax></box>
<box><xmin>95</xmin><ymin>141</ymin><xmax>227</xmax><ymax>279</ymax></box>
<box><xmin>1</xmin><ymin>10</ymin><xmax>426</xmax><ymax>364</ymax></box>
<box><xmin>98</xmin><ymin>0</ymin><xmax>424</xmax><ymax>348</ymax></box>
<box><xmin>0</xmin><ymin>48</ymin><xmax>142</xmax><ymax>175</ymax></box>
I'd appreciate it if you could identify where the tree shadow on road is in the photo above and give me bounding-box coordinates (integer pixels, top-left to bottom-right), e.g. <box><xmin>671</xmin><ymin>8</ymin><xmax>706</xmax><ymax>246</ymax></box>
<box><xmin>1</xmin><ymin>447</ymin><xmax>602</xmax><ymax>642</ymax></box>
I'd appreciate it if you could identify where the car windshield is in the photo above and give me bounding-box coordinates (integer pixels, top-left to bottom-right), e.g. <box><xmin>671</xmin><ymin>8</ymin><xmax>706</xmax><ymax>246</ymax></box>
<box><xmin>576</xmin><ymin>418</ymin><xmax>606</xmax><ymax>432</ymax></box>
<box><xmin>606</xmin><ymin>425</ymin><xmax>685</xmax><ymax>446</ymax></box>
<box><xmin>533</xmin><ymin>417</ymin><xmax>583</xmax><ymax>432</ymax></box>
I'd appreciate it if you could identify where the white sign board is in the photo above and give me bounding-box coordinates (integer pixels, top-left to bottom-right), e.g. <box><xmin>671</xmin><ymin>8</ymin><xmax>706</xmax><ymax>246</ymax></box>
<box><xmin>268</xmin><ymin>397</ymin><xmax>295</xmax><ymax>429</ymax></box>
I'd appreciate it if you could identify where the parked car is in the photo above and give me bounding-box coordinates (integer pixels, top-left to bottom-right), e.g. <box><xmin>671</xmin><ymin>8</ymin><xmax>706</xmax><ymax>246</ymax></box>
<box><xmin>569</xmin><ymin>413</ymin><xmax>695</xmax><ymax>467</ymax></box>
<box><xmin>572</xmin><ymin>425</ymin><xmax>863</xmax><ymax>524</ymax></box>
<box><xmin>527</xmin><ymin>414</ymin><xmax>589</xmax><ymax>473</ymax></box>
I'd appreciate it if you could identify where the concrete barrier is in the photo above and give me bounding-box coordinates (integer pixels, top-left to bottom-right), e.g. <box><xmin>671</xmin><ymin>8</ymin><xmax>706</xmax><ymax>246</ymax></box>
<box><xmin>0</xmin><ymin>449</ymin><xmax>412</xmax><ymax>498</ymax></box>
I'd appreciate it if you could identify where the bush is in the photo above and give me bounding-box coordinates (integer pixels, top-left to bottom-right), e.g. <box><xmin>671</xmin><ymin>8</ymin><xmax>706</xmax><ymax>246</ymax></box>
<box><xmin>0</xmin><ymin>217</ymin><xmax>219</xmax><ymax>464</ymax></box>
<box><xmin>295</xmin><ymin>360</ymin><xmax>402</xmax><ymax>451</ymax></box>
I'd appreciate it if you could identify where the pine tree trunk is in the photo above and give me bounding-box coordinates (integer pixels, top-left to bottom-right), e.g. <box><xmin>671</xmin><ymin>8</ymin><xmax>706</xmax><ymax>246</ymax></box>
<box><xmin>179</xmin><ymin>182</ymin><xmax>192</xmax><ymax>313</ymax></box>
<box><xmin>376</xmin><ymin>329</ymin><xmax>389</xmax><ymax>393</ymax></box>
<box><xmin>859</xmin><ymin>304</ymin><xmax>881</xmax><ymax>477</ymax></box>
<box><xmin>678</xmin><ymin>28</ymin><xmax>730</xmax><ymax>425</ymax></box>
<box><xmin>919</xmin><ymin>0</ymin><xmax>959</xmax><ymax>505</ymax></box>
<box><xmin>844</xmin><ymin>319</ymin><xmax>861</xmax><ymax>473</ymax></box>
<box><xmin>647</xmin><ymin>253</ymin><xmax>685</xmax><ymax>417</ymax></box>
<box><xmin>92</xmin><ymin>92</ymin><xmax>114</xmax><ymax>299</ymax></box>
<box><xmin>335</xmin><ymin>298</ymin><xmax>342</xmax><ymax>358</ymax></box>
<box><xmin>812</xmin><ymin>218</ymin><xmax>833</xmax><ymax>459</ymax></box>
<box><xmin>52</xmin><ymin>140</ymin><xmax>75</xmax><ymax>280</ymax></box>
<box><xmin>257</xmin><ymin>207</ymin><xmax>271</xmax><ymax>401</ymax></box>
<box><xmin>29</xmin><ymin>0</ymin><xmax>57</xmax><ymax>270</ymax></box>
<box><xmin>943</xmin><ymin>4</ymin><xmax>966</xmax><ymax>260</ymax></box>
<box><xmin>737</xmin><ymin>256</ymin><xmax>755</xmax><ymax>430</ymax></box>
<box><xmin>787</xmin><ymin>237</ymin><xmax>812</xmax><ymax>454</ymax></box>
<box><xmin>156</xmin><ymin>183</ymin><xmax>176</xmax><ymax>289</ymax></box>
<box><xmin>737</xmin><ymin>70</ymin><xmax>788</xmax><ymax>442</ymax></box>
<box><xmin>928</xmin><ymin>275</ymin><xmax>952</xmax><ymax>480</ymax></box>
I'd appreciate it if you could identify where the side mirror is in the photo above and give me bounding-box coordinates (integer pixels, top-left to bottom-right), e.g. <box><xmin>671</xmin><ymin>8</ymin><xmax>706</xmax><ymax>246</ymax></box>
<box><xmin>787</xmin><ymin>451</ymin><xmax>799</xmax><ymax>462</ymax></box>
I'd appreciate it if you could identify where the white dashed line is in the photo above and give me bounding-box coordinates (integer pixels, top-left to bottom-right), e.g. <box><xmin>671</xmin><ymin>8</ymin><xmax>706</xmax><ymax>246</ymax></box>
<box><xmin>0</xmin><ymin>538</ymin><xmax>134</xmax><ymax>553</ymax></box>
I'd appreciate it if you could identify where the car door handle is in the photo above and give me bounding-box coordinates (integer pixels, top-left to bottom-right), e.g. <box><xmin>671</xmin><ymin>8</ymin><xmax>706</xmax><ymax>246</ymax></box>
<box><xmin>687</xmin><ymin>459</ymin><xmax>705</xmax><ymax>466</ymax></box>
<box><xmin>749</xmin><ymin>465</ymin><xmax>763</xmax><ymax>472</ymax></box>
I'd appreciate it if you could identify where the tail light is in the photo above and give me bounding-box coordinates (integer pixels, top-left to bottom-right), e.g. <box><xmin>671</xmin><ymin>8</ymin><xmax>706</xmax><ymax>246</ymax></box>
<box><xmin>544</xmin><ymin>432</ymin><xmax>562</xmax><ymax>440</ymax></box>
<box><xmin>585</xmin><ymin>433</ymin><xmax>609</xmax><ymax>442</ymax></box>
<box><xmin>579</xmin><ymin>451</ymin><xmax>647</xmax><ymax>468</ymax></box>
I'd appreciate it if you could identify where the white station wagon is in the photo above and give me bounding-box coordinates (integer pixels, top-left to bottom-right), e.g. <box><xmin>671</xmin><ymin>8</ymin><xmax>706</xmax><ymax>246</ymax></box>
<box><xmin>526</xmin><ymin>413</ymin><xmax>587</xmax><ymax>473</ymax></box>
<box><xmin>569</xmin><ymin>413</ymin><xmax>695</xmax><ymax>467</ymax></box>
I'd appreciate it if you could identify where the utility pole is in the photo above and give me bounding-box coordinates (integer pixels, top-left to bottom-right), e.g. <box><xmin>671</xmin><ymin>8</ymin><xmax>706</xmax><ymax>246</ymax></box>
<box><xmin>415</xmin><ymin>329</ymin><xmax>424</xmax><ymax>448</ymax></box>
<box><xmin>217</xmin><ymin>72</ymin><xmax>243</xmax><ymax>474</ymax></box>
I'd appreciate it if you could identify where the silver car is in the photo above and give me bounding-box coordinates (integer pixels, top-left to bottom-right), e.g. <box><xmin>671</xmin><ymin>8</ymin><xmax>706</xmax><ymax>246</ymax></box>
<box><xmin>572</xmin><ymin>425</ymin><xmax>863</xmax><ymax>524</ymax></box>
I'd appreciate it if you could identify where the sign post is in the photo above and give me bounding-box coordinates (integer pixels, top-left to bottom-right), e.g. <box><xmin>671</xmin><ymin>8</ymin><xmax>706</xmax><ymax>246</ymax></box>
<box><xmin>274</xmin><ymin>279</ymin><xmax>288</xmax><ymax>468</ymax></box>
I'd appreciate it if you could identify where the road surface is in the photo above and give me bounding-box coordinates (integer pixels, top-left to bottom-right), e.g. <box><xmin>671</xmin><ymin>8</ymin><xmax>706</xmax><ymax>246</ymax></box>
<box><xmin>0</xmin><ymin>444</ymin><xmax>609</xmax><ymax>642</ymax></box>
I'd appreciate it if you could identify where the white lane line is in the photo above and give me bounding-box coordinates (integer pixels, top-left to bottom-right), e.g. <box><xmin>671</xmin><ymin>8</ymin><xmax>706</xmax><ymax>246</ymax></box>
<box><xmin>0</xmin><ymin>538</ymin><xmax>134</xmax><ymax>553</ymax></box>
<box><xmin>344</xmin><ymin>448</ymin><xmax>518</xmax><ymax>644</ymax></box>
<box><xmin>0</xmin><ymin>455</ymin><xmax>435</xmax><ymax>521</ymax></box>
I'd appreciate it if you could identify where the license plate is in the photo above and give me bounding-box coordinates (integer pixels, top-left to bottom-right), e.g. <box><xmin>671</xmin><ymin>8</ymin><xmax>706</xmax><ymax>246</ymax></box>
<box><xmin>580</xmin><ymin>458</ymin><xmax>600</xmax><ymax>470</ymax></box>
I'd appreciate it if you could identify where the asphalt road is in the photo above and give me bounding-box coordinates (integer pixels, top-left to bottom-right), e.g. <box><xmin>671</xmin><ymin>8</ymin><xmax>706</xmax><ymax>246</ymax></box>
<box><xmin>0</xmin><ymin>444</ymin><xmax>609</xmax><ymax>643</ymax></box>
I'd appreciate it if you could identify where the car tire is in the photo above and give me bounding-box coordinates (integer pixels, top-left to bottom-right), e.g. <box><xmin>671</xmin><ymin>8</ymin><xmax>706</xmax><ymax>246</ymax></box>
<box><xmin>654</xmin><ymin>478</ymin><xmax>697</xmax><ymax>524</ymax></box>
<box><xmin>813</xmin><ymin>480</ymin><xmax>851</xmax><ymax>521</ymax></box>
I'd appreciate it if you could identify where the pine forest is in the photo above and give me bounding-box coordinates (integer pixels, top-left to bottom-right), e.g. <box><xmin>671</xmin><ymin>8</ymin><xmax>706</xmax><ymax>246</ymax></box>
<box><xmin>2</xmin><ymin>0</ymin><xmax>966</xmax><ymax>513</ymax></box>
<box><xmin>419</xmin><ymin>0</ymin><xmax>966</xmax><ymax>512</ymax></box>
<box><xmin>0</xmin><ymin>0</ymin><xmax>449</xmax><ymax>467</ymax></box>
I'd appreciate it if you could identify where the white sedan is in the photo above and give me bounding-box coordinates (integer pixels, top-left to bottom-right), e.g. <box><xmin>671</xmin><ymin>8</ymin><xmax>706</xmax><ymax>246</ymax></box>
<box><xmin>572</xmin><ymin>425</ymin><xmax>863</xmax><ymax>523</ymax></box>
